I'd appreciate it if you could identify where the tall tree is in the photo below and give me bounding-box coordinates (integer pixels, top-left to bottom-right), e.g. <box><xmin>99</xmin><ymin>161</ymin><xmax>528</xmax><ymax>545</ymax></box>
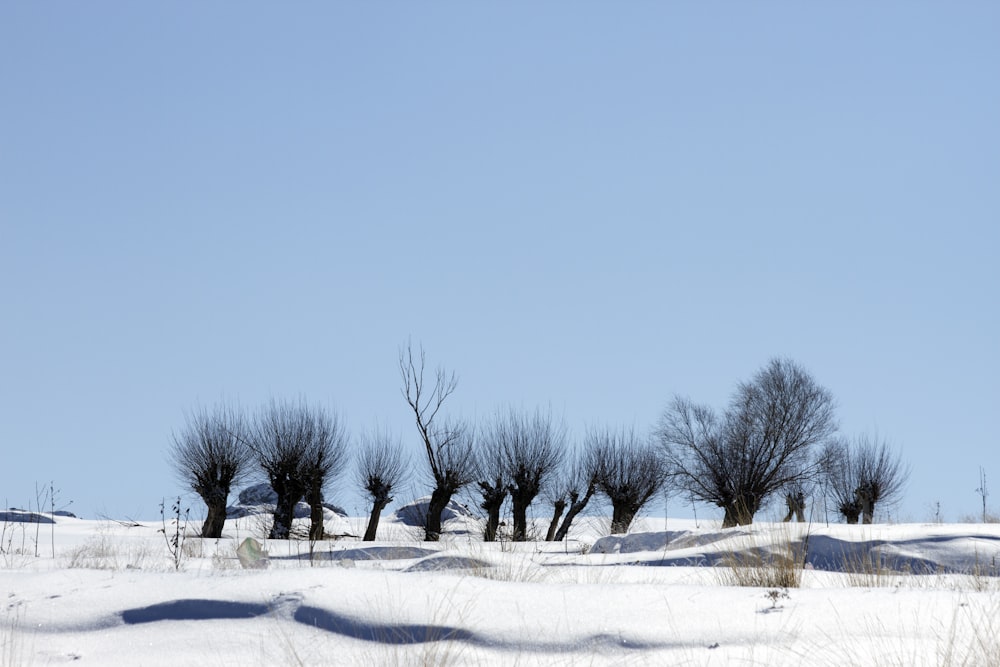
<box><xmin>168</xmin><ymin>403</ymin><xmax>251</xmax><ymax>539</ymax></box>
<box><xmin>400</xmin><ymin>343</ymin><xmax>476</xmax><ymax>541</ymax></box>
<box><xmin>659</xmin><ymin>358</ymin><xmax>838</xmax><ymax>527</ymax></box>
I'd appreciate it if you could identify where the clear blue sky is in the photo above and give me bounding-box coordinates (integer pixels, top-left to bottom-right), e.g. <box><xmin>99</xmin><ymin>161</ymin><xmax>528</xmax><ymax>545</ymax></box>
<box><xmin>2</xmin><ymin>3</ymin><xmax>997</xmax><ymax>524</ymax></box>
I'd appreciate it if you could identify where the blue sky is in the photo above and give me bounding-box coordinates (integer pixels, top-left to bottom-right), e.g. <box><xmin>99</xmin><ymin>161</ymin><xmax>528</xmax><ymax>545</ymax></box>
<box><xmin>2</xmin><ymin>3</ymin><xmax>997</xmax><ymax>524</ymax></box>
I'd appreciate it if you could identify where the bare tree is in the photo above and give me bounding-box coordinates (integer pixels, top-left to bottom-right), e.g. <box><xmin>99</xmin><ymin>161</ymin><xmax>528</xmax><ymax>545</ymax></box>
<box><xmin>300</xmin><ymin>408</ymin><xmax>349</xmax><ymax>541</ymax></box>
<box><xmin>479</xmin><ymin>407</ymin><xmax>565</xmax><ymax>541</ymax></box>
<box><xmin>355</xmin><ymin>428</ymin><xmax>409</xmax><ymax>541</ymax></box>
<box><xmin>474</xmin><ymin>428</ymin><xmax>508</xmax><ymax>542</ymax></box>
<box><xmin>168</xmin><ymin>403</ymin><xmax>251</xmax><ymax>539</ymax></box>
<box><xmin>400</xmin><ymin>343</ymin><xmax>476</xmax><ymax>541</ymax></box>
<box><xmin>507</xmin><ymin>409</ymin><xmax>565</xmax><ymax>542</ymax></box>
<box><xmin>824</xmin><ymin>433</ymin><xmax>908</xmax><ymax>524</ymax></box>
<box><xmin>591</xmin><ymin>427</ymin><xmax>667</xmax><ymax>534</ymax></box>
<box><xmin>249</xmin><ymin>399</ymin><xmax>347</xmax><ymax>540</ymax></box>
<box><xmin>659</xmin><ymin>358</ymin><xmax>838</xmax><ymax>527</ymax></box>
<box><xmin>545</xmin><ymin>447</ymin><xmax>600</xmax><ymax>542</ymax></box>
<box><xmin>822</xmin><ymin>438</ymin><xmax>862</xmax><ymax>523</ymax></box>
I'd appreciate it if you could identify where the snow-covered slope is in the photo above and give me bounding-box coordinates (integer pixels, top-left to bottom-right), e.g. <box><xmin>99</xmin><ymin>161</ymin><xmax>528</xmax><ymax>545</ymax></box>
<box><xmin>2</xmin><ymin>512</ymin><xmax>999</xmax><ymax>666</ymax></box>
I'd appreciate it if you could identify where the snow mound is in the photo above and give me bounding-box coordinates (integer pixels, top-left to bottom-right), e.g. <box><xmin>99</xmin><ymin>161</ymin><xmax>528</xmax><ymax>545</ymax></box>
<box><xmin>592</xmin><ymin>531</ymin><xmax>688</xmax><ymax>554</ymax></box>
<box><xmin>0</xmin><ymin>509</ymin><xmax>56</xmax><ymax>524</ymax></box>
<box><xmin>405</xmin><ymin>555</ymin><xmax>492</xmax><ymax>572</ymax></box>
<box><xmin>227</xmin><ymin>482</ymin><xmax>348</xmax><ymax>520</ymax></box>
<box><xmin>328</xmin><ymin>546</ymin><xmax>439</xmax><ymax>562</ymax></box>
<box><xmin>392</xmin><ymin>496</ymin><xmax>477</xmax><ymax>527</ymax></box>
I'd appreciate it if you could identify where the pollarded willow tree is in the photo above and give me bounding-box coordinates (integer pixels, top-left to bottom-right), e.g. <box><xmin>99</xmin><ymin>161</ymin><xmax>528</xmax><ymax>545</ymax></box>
<box><xmin>400</xmin><ymin>343</ymin><xmax>476</xmax><ymax>541</ymax></box>
<box><xmin>249</xmin><ymin>399</ymin><xmax>349</xmax><ymax>540</ymax></box>
<box><xmin>823</xmin><ymin>433</ymin><xmax>908</xmax><ymax>524</ymax></box>
<box><xmin>658</xmin><ymin>358</ymin><xmax>838</xmax><ymax>528</ymax></box>
<box><xmin>474</xmin><ymin>428</ymin><xmax>509</xmax><ymax>542</ymax></box>
<box><xmin>355</xmin><ymin>427</ymin><xmax>409</xmax><ymax>541</ymax></box>
<box><xmin>478</xmin><ymin>407</ymin><xmax>565</xmax><ymax>541</ymax></box>
<box><xmin>591</xmin><ymin>426</ymin><xmax>667</xmax><ymax>535</ymax></box>
<box><xmin>168</xmin><ymin>403</ymin><xmax>252</xmax><ymax>539</ymax></box>
<box><xmin>544</xmin><ymin>444</ymin><xmax>600</xmax><ymax>542</ymax></box>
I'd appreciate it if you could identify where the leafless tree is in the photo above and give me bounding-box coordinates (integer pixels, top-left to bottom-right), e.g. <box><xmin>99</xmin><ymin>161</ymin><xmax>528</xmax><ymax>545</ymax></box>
<box><xmin>824</xmin><ymin>433</ymin><xmax>908</xmax><ymax>524</ymax></box>
<box><xmin>249</xmin><ymin>399</ymin><xmax>348</xmax><ymax>540</ymax></box>
<box><xmin>545</xmin><ymin>447</ymin><xmax>600</xmax><ymax>542</ymax></box>
<box><xmin>659</xmin><ymin>358</ymin><xmax>838</xmax><ymax>527</ymax></box>
<box><xmin>821</xmin><ymin>439</ymin><xmax>862</xmax><ymax>523</ymax></box>
<box><xmin>300</xmin><ymin>408</ymin><xmax>349</xmax><ymax>541</ymax></box>
<box><xmin>591</xmin><ymin>427</ymin><xmax>667</xmax><ymax>534</ymax></box>
<box><xmin>400</xmin><ymin>343</ymin><xmax>476</xmax><ymax>541</ymax></box>
<box><xmin>355</xmin><ymin>427</ymin><xmax>409</xmax><ymax>541</ymax></box>
<box><xmin>479</xmin><ymin>407</ymin><xmax>565</xmax><ymax>541</ymax></box>
<box><xmin>168</xmin><ymin>403</ymin><xmax>251</xmax><ymax>539</ymax></box>
<box><xmin>474</xmin><ymin>429</ymin><xmax>508</xmax><ymax>542</ymax></box>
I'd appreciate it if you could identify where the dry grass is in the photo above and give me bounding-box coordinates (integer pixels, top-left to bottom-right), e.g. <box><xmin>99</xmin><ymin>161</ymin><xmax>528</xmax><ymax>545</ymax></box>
<box><xmin>821</xmin><ymin>595</ymin><xmax>1000</xmax><ymax>666</ymax></box>
<box><xmin>836</xmin><ymin>542</ymin><xmax>898</xmax><ymax>588</ymax></box>
<box><xmin>65</xmin><ymin>524</ymin><xmax>155</xmax><ymax>570</ymax></box>
<box><xmin>715</xmin><ymin>525</ymin><xmax>807</xmax><ymax>589</ymax></box>
<box><xmin>1</xmin><ymin>604</ymin><xmax>31</xmax><ymax>667</ymax></box>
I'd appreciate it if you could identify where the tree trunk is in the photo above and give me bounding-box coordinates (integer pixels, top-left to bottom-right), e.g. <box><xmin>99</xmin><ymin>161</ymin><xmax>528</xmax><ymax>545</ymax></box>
<box><xmin>478</xmin><ymin>482</ymin><xmax>506</xmax><ymax>542</ymax></box>
<box><xmin>511</xmin><ymin>495</ymin><xmax>529</xmax><ymax>542</ymax></box>
<box><xmin>269</xmin><ymin>476</ymin><xmax>303</xmax><ymax>540</ymax></box>
<box><xmin>306</xmin><ymin>480</ymin><xmax>324</xmax><ymax>542</ymax></box>
<box><xmin>363</xmin><ymin>496</ymin><xmax>390</xmax><ymax>541</ymax></box>
<box><xmin>202</xmin><ymin>500</ymin><xmax>227</xmax><ymax>539</ymax></box>
<box><xmin>721</xmin><ymin>496</ymin><xmax>758</xmax><ymax>528</ymax></box>
<box><xmin>200</xmin><ymin>484</ymin><xmax>229</xmax><ymax>539</ymax></box>
<box><xmin>554</xmin><ymin>483</ymin><xmax>596</xmax><ymax>542</ymax></box>
<box><xmin>482</xmin><ymin>498</ymin><xmax>503</xmax><ymax>542</ymax></box>
<box><xmin>545</xmin><ymin>500</ymin><xmax>566</xmax><ymax>542</ymax></box>
<box><xmin>425</xmin><ymin>486</ymin><xmax>452</xmax><ymax>542</ymax></box>
<box><xmin>610</xmin><ymin>502</ymin><xmax>636</xmax><ymax>535</ymax></box>
<box><xmin>840</xmin><ymin>500</ymin><xmax>861</xmax><ymax>524</ymax></box>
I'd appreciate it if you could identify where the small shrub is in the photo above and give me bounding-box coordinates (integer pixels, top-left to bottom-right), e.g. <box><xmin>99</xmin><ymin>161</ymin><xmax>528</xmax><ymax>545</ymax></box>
<box><xmin>159</xmin><ymin>497</ymin><xmax>191</xmax><ymax>571</ymax></box>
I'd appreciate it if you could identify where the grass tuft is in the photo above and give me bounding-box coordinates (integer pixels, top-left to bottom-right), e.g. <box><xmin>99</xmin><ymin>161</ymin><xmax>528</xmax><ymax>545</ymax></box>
<box><xmin>716</xmin><ymin>525</ymin><xmax>807</xmax><ymax>589</ymax></box>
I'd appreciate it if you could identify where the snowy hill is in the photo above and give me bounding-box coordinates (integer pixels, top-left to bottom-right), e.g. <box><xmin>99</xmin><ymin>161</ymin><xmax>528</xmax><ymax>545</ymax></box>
<box><xmin>2</xmin><ymin>510</ymin><xmax>999</xmax><ymax>665</ymax></box>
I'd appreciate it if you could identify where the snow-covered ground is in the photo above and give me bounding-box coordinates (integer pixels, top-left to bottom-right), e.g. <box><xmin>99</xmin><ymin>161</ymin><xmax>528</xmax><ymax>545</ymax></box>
<box><xmin>3</xmin><ymin>503</ymin><xmax>1000</xmax><ymax>666</ymax></box>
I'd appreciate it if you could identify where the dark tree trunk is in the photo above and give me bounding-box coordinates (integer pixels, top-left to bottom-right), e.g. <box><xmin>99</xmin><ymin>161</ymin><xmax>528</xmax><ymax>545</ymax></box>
<box><xmin>269</xmin><ymin>475</ymin><xmax>304</xmax><ymax>540</ymax></box>
<box><xmin>610</xmin><ymin>502</ymin><xmax>638</xmax><ymax>535</ymax></box>
<box><xmin>860</xmin><ymin>496</ymin><xmax>874</xmax><ymax>524</ymax></box>
<box><xmin>363</xmin><ymin>496</ymin><xmax>390</xmax><ymax>541</ymax></box>
<box><xmin>202</xmin><ymin>501</ymin><xmax>227</xmax><ymax>539</ymax></box>
<box><xmin>425</xmin><ymin>485</ymin><xmax>453</xmax><ymax>542</ymax></box>
<box><xmin>511</xmin><ymin>495</ymin><xmax>530</xmax><ymax>542</ymax></box>
<box><xmin>721</xmin><ymin>495</ymin><xmax>758</xmax><ymax>528</ymax></box>
<box><xmin>554</xmin><ymin>483</ymin><xmax>596</xmax><ymax>542</ymax></box>
<box><xmin>545</xmin><ymin>499</ymin><xmax>566</xmax><ymax>542</ymax></box>
<box><xmin>840</xmin><ymin>500</ymin><xmax>862</xmax><ymax>524</ymax></box>
<box><xmin>306</xmin><ymin>479</ymin><xmax>325</xmax><ymax>542</ymax></box>
<box><xmin>478</xmin><ymin>481</ymin><xmax>506</xmax><ymax>542</ymax></box>
<box><xmin>200</xmin><ymin>484</ymin><xmax>230</xmax><ymax>539</ymax></box>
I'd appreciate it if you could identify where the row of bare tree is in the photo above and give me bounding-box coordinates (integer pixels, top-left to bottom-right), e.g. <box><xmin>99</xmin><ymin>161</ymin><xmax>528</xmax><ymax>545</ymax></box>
<box><xmin>169</xmin><ymin>346</ymin><xmax>908</xmax><ymax>542</ymax></box>
<box><xmin>168</xmin><ymin>397</ymin><xmax>418</xmax><ymax>541</ymax></box>
<box><xmin>399</xmin><ymin>345</ymin><xmax>669</xmax><ymax>541</ymax></box>
<box><xmin>402</xmin><ymin>346</ymin><xmax>908</xmax><ymax>536</ymax></box>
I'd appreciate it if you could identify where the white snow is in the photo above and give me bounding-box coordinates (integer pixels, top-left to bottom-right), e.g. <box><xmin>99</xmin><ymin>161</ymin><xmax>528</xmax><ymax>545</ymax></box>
<box><xmin>3</xmin><ymin>509</ymin><xmax>999</xmax><ymax>666</ymax></box>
